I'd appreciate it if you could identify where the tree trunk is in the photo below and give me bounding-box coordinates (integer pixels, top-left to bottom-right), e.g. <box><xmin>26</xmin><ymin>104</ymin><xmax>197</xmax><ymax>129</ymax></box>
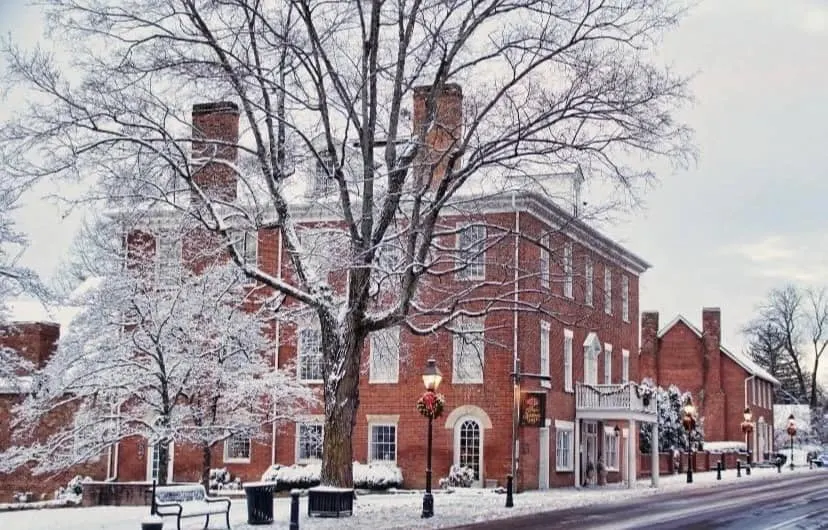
<box><xmin>320</xmin><ymin>314</ymin><xmax>366</xmax><ymax>488</ymax></box>
<box><xmin>201</xmin><ymin>444</ymin><xmax>212</xmax><ymax>491</ymax></box>
<box><xmin>157</xmin><ymin>442</ymin><xmax>170</xmax><ymax>486</ymax></box>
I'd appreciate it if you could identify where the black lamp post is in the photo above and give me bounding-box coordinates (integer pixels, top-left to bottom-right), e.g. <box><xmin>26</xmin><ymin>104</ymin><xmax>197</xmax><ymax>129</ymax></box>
<box><xmin>682</xmin><ymin>397</ymin><xmax>697</xmax><ymax>484</ymax></box>
<box><xmin>421</xmin><ymin>359</ymin><xmax>442</xmax><ymax>519</ymax></box>
<box><xmin>786</xmin><ymin>414</ymin><xmax>797</xmax><ymax>471</ymax></box>
<box><xmin>741</xmin><ymin>407</ymin><xmax>754</xmax><ymax>475</ymax></box>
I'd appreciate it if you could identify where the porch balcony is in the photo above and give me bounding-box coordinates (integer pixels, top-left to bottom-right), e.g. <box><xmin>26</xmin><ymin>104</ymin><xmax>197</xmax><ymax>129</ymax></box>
<box><xmin>575</xmin><ymin>382</ymin><xmax>657</xmax><ymax>422</ymax></box>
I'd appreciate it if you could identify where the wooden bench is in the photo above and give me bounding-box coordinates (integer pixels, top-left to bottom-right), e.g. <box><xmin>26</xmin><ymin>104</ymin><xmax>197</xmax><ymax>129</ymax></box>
<box><xmin>152</xmin><ymin>483</ymin><xmax>231</xmax><ymax>530</ymax></box>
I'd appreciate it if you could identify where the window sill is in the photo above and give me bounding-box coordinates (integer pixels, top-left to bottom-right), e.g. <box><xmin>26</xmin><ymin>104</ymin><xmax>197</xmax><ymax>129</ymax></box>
<box><xmin>452</xmin><ymin>380</ymin><xmax>485</xmax><ymax>385</ymax></box>
<box><xmin>368</xmin><ymin>459</ymin><xmax>398</xmax><ymax>465</ymax></box>
<box><xmin>556</xmin><ymin>467</ymin><xmax>574</xmax><ymax>473</ymax></box>
<box><xmin>606</xmin><ymin>467</ymin><xmax>619</xmax><ymax>472</ymax></box>
<box><xmin>368</xmin><ymin>379</ymin><xmax>400</xmax><ymax>385</ymax></box>
<box><xmin>564</xmin><ymin>388</ymin><xmax>574</xmax><ymax>394</ymax></box>
<box><xmin>540</xmin><ymin>381</ymin><xmax>552</xmax><ymax>389</ymax></box>
<box><xmin>299</xmin><ymin>379</ymin><xmax>324</xmax><ymax>385</ymax></box>
<box><xmin>455</xmin><ymin>276</ymin><xmax>486</xmax><ymax>282</ymax></box>
<box><xmin>223</xmin><ymin>458</ymin><xmax>251</xmax><ymax>464</ymax></box>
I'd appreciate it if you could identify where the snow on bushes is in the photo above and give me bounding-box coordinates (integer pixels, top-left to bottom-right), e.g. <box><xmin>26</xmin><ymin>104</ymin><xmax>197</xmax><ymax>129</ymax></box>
<box><xmin>703</xmin><ymin>441</ymin><xmax>747</xmax><ymax>453</ymax></box>
<box><xmin>209</xmin><ymin>468</ymin><xmax>242</xmax><ymax>490</ymax></box>
<box><xmin>53</xmin><ymin>475</ymin><xmax>93</xmax><ymax>503</ymax></box>
<box><xmin>439</xmin><ymin>465</ymin><xmax>475</xmax><ymax>489</ymax></box>
<box><xmin>260</xmin><ymin>462</ymin><xmax>403</xmax><ymax>491</ymax></box>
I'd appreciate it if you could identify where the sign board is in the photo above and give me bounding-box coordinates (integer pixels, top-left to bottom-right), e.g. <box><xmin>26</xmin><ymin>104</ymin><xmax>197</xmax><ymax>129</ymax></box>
<box><xmin>519</xmin><ymin>391</ymin><xmax>546</xmax><ymax>428</ymax></box>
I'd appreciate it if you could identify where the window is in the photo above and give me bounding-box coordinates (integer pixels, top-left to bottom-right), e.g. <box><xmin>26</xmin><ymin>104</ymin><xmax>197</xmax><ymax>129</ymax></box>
<box><xmin>369</xmin><ymin>424</ymin><xmax>397</xmax><ymax>463</ymax></box>
<box><xmin>539</xmin><ymin>235</ymin><xmax>550</xmax><ymax>289</ymax></box>
<box><xmin>156</xmin><ymin>232</ymin><xmax>182</xmax><ymax>290</ymax></box>
<box><xmin>540</xmin><ymin>321</ymin><xmax>551</xmax><ymax>387</ymax></box>
<box><xmin>233</xmin><ymin>230</ymin><xmax>258</xmax><ymax>266</ymax></box>
<box><xmin>585</xmin><ymin>257</ymin><xmax>594</xmax><ymax>307</ymax></box>
<box><xmin>555</xmin><ymin>420</ymin><xmax>574</xmax><ymax>471</ymax></box>
<box><xmin>621</xmin><ymin>275</ymin><xmax>629</xmax><ymax>322</ymax></box>
<box><xmin>604</xmin><ymin>267</ymin><xmax>612</xmax><ymax>315</ymax></box>
<box><xmin>369</xmin><ymin>327</ymin><xmax>400</xmax><ymax>383</ymax></box>
<box><xmin>564</xmin><ymin>329</ymin><xmax>573</xmax><ymax>392</ymax></box>
<box><xmin>563</xmin><ymin>242</ymin><xmax>573</xmax><ymax>298</ymax></box>
<box><xmin>297</xmin><ymin>423</ymin><xmax>323</xmax><ymax>462</ymax></box>
<box><xmin>452</xmin><ymin>317</ymin><xmax>485</xmax><ymax>383</ymax></box>
<box><xmin>622</xmin><ymin>349</ymin><xmax>630</xmax><ymax>383</ymax></box>
<box><xmin>604</xmin><ymin>429</ymin><xmax>619</xmax><ymax>470</ymax></box>
<box><xmin>585</xmin><ymin>343</ymin><xmax>598</xmax><ymax>385</ymax></box>
<box><xmin>298</xmin><ymin>328</ymin><xmax>323</xmax><ymax>382</ymax></box>
<box><xmin>604</xmin><ymin>343</ymin><xmax>612</xmax><ymax>384</ymax></box>
<box><xmin>370</xmin><ymin>239</ymin><xmax>403</xmax><ymax>296</ymax></box>
<box><xmin>456</xmin><ymin>224</ymin><xmax>486</xmax><ymax>280</ymax></box>
<box><xmin>314</xmin><ymin>150</ymin><xmax>337</xmax><ymax>195</ymax></box>
<box><xmin>224</xmin><ymin>435</ymin><xmax>251</xmax><ymax>462</ymax></box>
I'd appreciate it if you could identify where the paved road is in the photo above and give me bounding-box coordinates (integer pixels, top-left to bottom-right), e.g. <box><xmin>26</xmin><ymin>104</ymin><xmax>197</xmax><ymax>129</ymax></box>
<box><xmin>450</xmin><ymin>473</ymin><xmax>828</xmax><ymax>530</ymax></box>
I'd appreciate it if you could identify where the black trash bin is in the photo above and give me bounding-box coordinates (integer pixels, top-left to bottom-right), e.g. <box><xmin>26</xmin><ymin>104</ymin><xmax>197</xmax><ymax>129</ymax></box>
<box><xmin>243</xmin><ymin>482</ymin><xmax>278</xmax><ymax>525</ymax></box>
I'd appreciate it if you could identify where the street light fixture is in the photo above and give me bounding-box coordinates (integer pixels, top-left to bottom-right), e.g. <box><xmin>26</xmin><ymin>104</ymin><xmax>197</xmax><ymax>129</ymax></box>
<box><xmin>682</xmin><ymin>397</ymin><xmax>697</xmax><ymax>484</ymax></box>
<box><xmin>741</xmin><ymin>407</ymin><xmax>754</xmax><ymax>475</ymax></box>
<box><xmin>786</xmin><ymin>414</ymin><xmax>797</xmax><ymax>471</ymax></box>
<box><xmin>421</xmin><ymin>359</ymin><xmax>442</xmax><ymax>518</ymax></box>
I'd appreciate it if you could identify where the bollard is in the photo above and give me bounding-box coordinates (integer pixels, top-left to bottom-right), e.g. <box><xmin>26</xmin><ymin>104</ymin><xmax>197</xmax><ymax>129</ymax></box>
<box><xmin>721</xmin><ymin>456</ymin><xmax>725</xmax><ymax>471</ymax></box>
<box><xmin>737</xmin><ymin>460</ymin><xmax>741</xmax><ymax>478</ymax></box>
<box><xmin>289</xmin><ymin>489</ymin><xmax>300</xmax><ymax>530</ymax></box>
<box><xmin>505</xmin><ymin>474</ymin><xmax>514</xmax><ymax>508</ymax></box>
<box><xmin>777</xmin><ymin>457</ymin><xmax>782</xmax><ymax>473</ymax></box>
<box><xmin>716</xmin><ymin>461</ymin><xmax>722</xmax><ymax>481</ymax></box>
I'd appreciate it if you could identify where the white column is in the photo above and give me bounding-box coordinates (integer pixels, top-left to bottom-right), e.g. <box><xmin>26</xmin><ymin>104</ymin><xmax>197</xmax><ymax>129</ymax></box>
<box><xmin>574</xmin><ymin>418</ymin><xmax>581</xmax><ymax>488</ymax></box>
<box><xmin>650</xmin><ymin>418</ymin><xmax>659</xmax><ymax>488</ymax></box>
<box><xmin>627</xmin><ymin>419</ymin><xmax>637</xmax><ymax>488</ymax></box>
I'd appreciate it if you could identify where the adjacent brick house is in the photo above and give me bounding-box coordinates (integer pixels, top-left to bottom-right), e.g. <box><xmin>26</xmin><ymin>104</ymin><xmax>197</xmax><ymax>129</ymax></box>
<box><xmin>640</xmin><ymin>308</ymin><xmax>779</xmax><ymax>461</ymax></box>
<box><xmin>0</xmin><ymin>318</ymin><xmax>108</xmax><ymax>502</ymax></box>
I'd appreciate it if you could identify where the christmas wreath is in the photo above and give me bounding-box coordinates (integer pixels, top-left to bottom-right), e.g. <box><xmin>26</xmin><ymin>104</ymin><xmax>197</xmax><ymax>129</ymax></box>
<box><xmin>417</xmin><ymin>391</ymin><xmax>446</xmax><ymax>419</ymax></box>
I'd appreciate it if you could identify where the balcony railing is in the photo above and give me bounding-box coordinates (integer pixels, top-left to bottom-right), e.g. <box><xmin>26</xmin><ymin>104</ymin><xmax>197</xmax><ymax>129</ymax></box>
<box><xmin>575</xmin><ymin>382</ymin><xmax>657</xmax><ymax>415</ymax></box>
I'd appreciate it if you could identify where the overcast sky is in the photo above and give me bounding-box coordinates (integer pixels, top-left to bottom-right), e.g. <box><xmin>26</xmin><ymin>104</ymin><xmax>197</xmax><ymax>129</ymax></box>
<box><xmin>2</xmin><ymin>1</ymin><xmax>827</xmax><ymax>372</ymax></box>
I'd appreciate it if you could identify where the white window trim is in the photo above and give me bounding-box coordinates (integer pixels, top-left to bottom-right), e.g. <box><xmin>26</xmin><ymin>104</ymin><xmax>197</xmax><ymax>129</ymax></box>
<box><xmin>452</xmin><ymin>317</ymin><xmax>485</xmax><ymax>384</ymax></box>
<box><xmin>455</xmin><ymin>223</ymin><xmax>486</xmax><ymax>281</ymax></box>
<box><xmin>540</xmin><ymin>235</ymin><xmax>550</xmax><ymax>289</ymax></box>
<box><xmin>155</xmin><ymin>231</ymin><xmax>182</xmax><ymax>291</ymax></box>
<box><xmin>369</xmin><ymin>327</ymin><xmax>400</xmax><ymax>384</ymax></box>
<box><xmin>295</xmin><ymin>419</ymin><xmax>324</xmax><ymax>463</ymax></box>
<box><xmin>564</xmin><ymin>329</ymin><xmax>574</xmax><ymax>393</ymax></box>
<box><xmin>555</xmin><ymin>420</ymin><xmax>574</xmax><ymax>472</ymax></box>
<box><xmin>223</xmin><ymin>435</ymin><xmax>252</xmax><ymax>464</ymax></box>
<box><xmin>540</xmin><ymin>321</ymin><xmax>551</xmax><ymax>388</ymax></box>
<box><xmin>622</xmin><ymin>349</ymin><xmax>630</xmax><ymax>383</ymax></box>
<box><xmin>298</xmin><ymin>327</ymin><xmax>323</xmax><ymax>384</ymax></box>
<box><xmin>367</xmin><ymin>420</ymin><xmax>399</xmax><ymax>463</ymax></box>
<box><xmin>621</xmin><ymin>275</ymin><xmax>630</xmax><ymax>323</ymax></box>
<box><xmin>563</xmin><ymin>242</ymin><xmax>573</xmax><ymax>299</ymax></box>
<box><xmin>603</xmin><ymin>427</ymin><xmax>620</xmax><ymax>471</ymax></box>
<box><xmin>146</xmin><ymin>441</ymin><xmax>175</xmax><ymax>483</ymax></box>
<box><xmin>604</xmin><ymin>343</ymin><xmax>612</xmax><ymax>385</ymax></box>
<box><xmin>604</xmin><ymin>267</ymin><xmax>612</xmax><ymax>315</ymax></box>
<box><xmin>585</xmin><ymin>258</ymin><xmax>594</xmax><ymax>307</ymax></box>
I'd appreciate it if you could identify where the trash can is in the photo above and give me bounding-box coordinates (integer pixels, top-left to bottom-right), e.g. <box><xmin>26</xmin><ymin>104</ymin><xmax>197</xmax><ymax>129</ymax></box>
<box><xmin>243</xmin><ymin>481</ymin><xmax>278</xmax><ymax>525</ymax></box>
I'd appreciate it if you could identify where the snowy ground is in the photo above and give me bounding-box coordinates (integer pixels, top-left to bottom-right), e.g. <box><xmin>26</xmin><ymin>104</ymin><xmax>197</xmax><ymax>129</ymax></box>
<box><xmin>0</xmin><ymin>466</ymin><xmax>819</xmax><ymax>530</ymax></box>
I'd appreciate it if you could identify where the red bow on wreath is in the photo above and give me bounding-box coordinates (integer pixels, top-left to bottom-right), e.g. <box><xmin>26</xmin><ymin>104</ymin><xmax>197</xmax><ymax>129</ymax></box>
<box><xmin>417</xmin><ymin>390</ymin><xmax>445</xmax><ymax>419</ymax></box>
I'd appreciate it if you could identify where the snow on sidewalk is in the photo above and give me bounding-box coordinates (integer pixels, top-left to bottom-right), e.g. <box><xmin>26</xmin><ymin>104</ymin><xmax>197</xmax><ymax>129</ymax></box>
<box><xmin>0</xmin><ymin>467</ymin><xmax>817</xmax><ymax>530</ymax></box>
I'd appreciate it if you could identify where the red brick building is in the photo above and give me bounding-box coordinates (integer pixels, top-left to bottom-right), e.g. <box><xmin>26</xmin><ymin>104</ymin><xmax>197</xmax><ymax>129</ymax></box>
<box><xmin>4</xmin><ymin>86</ymin><xmax>661</xmax><ymax>495</ymax></box>
<box><xmin>0</xmin><ymin>319</ymin><xmax>108</xmax><ymax>502</ymax></box>
<box><xmin>640</xmin><ymin>308</ymin><xmax>779</xmax><ymax>461</ymax></box>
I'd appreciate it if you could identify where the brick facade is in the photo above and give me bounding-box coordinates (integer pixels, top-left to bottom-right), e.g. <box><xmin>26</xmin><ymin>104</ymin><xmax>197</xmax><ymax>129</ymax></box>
<box><xmin>639</xmin><ymin>308</ymin><xmax>778</xmax><ymax>461</ymax></box>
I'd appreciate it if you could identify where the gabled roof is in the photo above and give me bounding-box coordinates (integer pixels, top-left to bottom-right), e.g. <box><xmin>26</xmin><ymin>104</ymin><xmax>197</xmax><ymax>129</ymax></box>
<box><xmin>657</xmin><ymin>314</ymin><xmax>780</xmax><ymax>386</ymax></box>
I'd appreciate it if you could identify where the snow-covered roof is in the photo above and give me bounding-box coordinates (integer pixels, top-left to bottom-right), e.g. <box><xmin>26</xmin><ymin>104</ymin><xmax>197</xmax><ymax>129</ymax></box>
<box><xmin>3</xmin><ymin>300</ymin><xmax>82</xmax><ymax>337</ymax></box>
<box><xmin>656</xmin><ymin>315</ymin><xmax>780</xmax><ymax>385</ymax></box>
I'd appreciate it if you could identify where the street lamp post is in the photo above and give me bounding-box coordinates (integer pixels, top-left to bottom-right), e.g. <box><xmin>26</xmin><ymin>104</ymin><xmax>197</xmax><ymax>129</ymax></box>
<box><xmin>682</xmin><ymin>397</ymin><xmax>697</xmax><ymax>484</ymax></box>
<box><xmin>786</xmin><ymin>414</ymin><xmax>797</xmax><ymax>471</ymax></box>
<box><xmin>420</xmin><ymin>359</ymin><xmax>443</xmax><ymax>519</ymax></box>
<box><xmin>741</xmin><ymin>407</ymin><xmax>754</xmax><ymax>476</ymax></box>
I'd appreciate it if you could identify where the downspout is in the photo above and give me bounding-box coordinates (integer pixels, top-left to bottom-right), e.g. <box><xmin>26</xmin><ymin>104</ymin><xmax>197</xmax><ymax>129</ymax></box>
<box><xmin>272</xmin><ymin>229</ymin><xmax>284</xmax><ymax>467</ymax></box>
<box><xmin>510</xmin><ymin>192</ymin><xmax>520</xmax><ymax>484</ymax></box>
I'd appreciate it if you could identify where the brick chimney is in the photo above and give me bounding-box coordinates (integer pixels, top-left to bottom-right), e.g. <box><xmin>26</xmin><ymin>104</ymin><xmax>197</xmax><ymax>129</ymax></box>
<box><xmin>412</xmin><ymin>84</ymin><xmax>463</xmax><ymax>189</ymax></box>
<box><xmin>191</xmin><ymin>102</ymin><xmax>240</xmax><ymax>202</ymax></box>
<box><xmin>640</xmin><ymin>311</ymin><xmax>659</xmax><ymax>383</ymax></box>
<box><xmin>702</xmin><ymin>307</ymin><xmax>722</xmax><ymax>391</ymax></box>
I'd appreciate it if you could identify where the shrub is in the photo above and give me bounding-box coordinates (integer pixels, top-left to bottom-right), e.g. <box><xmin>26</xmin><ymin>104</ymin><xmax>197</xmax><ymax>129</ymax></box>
<box><xmin>209</xmin><ymin>468</ymin><xmax>242</xmax><ymax>490</ymax></box>
<box><xmin>438</xmin><ymin>465</ymin><xmax>475</xmax><ymax>489</ymax></box>
<box><xmin>260</xmin><ymin>461</ymin><xmax>403</xmax><ymax>491</ymax></box>
<box><xmin>53</xmin><ymin>475</ymin><xmax>93</xmax><ymax>502</ymax></box>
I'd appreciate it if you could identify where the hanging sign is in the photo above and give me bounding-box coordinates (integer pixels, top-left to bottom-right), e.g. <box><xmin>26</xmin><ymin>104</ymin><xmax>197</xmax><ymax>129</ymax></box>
<box><xmin>519</xmin><ymin>392</ymin><xmax>546</xmax><ymax>428</ymax></box>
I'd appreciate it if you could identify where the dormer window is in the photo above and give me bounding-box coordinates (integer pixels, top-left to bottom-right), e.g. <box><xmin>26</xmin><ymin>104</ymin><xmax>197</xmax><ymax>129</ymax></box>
<box><xmin>314</xmin><ymin>149</ymin><xmax>337</xmax><ymax>195</ymax></box>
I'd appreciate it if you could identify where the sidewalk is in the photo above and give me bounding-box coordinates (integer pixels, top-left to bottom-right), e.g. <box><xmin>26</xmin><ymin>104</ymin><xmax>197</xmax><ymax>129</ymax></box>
<box><xmin>0</xmin><ymin>466</ymin><xmax>818</xmax><ymax>530</ymax></box>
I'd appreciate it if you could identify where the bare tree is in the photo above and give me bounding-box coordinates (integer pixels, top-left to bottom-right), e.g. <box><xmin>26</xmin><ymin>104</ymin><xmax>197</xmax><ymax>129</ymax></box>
<box><xmin>0</xmin><ymin>0</ymin><xmax>696</xmax><ymax>487</ymax></box>
<box><xmin>744</xmin><ymin>285</ymin><xmax>828</xmax><ymax>410</ymax></box>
